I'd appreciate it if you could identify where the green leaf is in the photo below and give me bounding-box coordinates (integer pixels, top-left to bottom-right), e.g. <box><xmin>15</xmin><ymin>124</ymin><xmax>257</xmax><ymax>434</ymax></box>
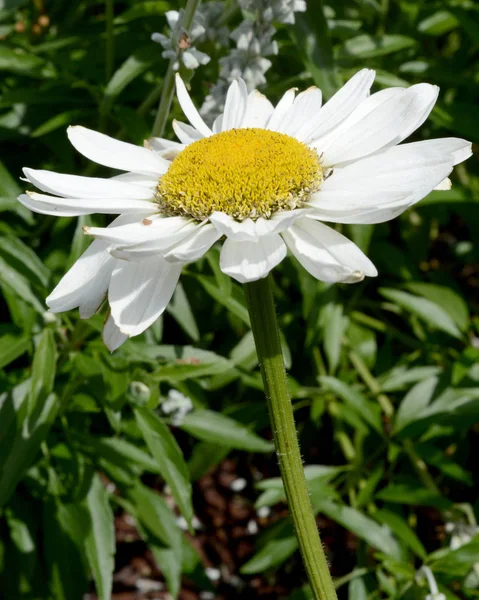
<box><xmin>404</xmin><ymin>282</ymin><xmax>469</xmax><ymax>332</ymax></box>
<box><xmin>320</xmin><ymin>376</ymin><xmax>383</xmax><ymax>434</ymax></box>
<box><xmin>85</xmin><ymin>475</ymin><xmax>115</xmax><ymax>600</ymax></box>
<box><xmin>378</xmin><ymin>366</ymin><xmax>441</xmax><ymax>392</ymax></box>
<box><xmin>394</xmin><ymin>376</ymin><xmax>438</xmax><ymax>433</ymax></box>
<box><xmin>0</xmin><ymin>46</ymin><xmax>56</xmax><ymax>78</ymax></box>
<box><xmin>121</xmin><ymin>344</ymin><xmax>233</xmax><ymax>380</ymax></box>
<box><xmin>349</xmin><ymin>577</ymin><xmax>368</xmax><ymax>600</ymax></box>
<box><xmin>0</xmin><ymin>333</ymin><xmax>30</xmax><ymax>370</ymax></box>
<box><xmin>379</xmin><ymin>288</ymin><xmax>463</xmax><ymax>339</ymax></box>
<box><xmin>0</xmin><ymin>235</ymin><xmax>50</xmax><ymax>288</ymax></box>
<box><xmin>376</xmin><ymin>481</ymin><xmax>452</xmax><ymax>509</ymax></box>
<box><xmin>196</xmin><ymin>274</ymin><xmax>250</xmax><ymax>325</ymax></box>
<box><xmin>431</xmin><ymin>102</ymin><xmax>479</xmax><ymax>144</ymax></box>
<box><xmin>180</xmin><ymin>409</ymin><xmax>273</xmax><ymax>453</ymax></box>
<box><xmin>290</xmin><ymin>1</ymin><xmax>341</xmax><ymax>100</ymax></box>
<box><xmin>416</xmin><ymin>443</ymin><xmax>473</xmax><ymax>485</ymax></box>
<box><xmin>0</xmin><ymin>255</ymin><xmax>45</xmax><ymax>313</ymax></box>
<box><xmin>29</xmin><ymin>329</ymin><xmax>57</xmax><ymax>423</ymax></box>
<box><xmin>317</xmin><ymin>500</ymin><xmax>402</xmax><ymax>559</ymax></box>
<box><xmin>256</xmin><ymin>464</ymin><xmax>341</xmax><ymax>507</ymax></box>
<box><xmin>0</xmin><ymin>386</ymin><xmax>58</xmax><ymax>506</ymax></box>
<box><xmin>418</xmin><ymin>10</ymin><xmax>459</xmax><ymax>35</ymax></box>
<box><xmin>114</xmin><ymin>1</ymin><xmax>171</xmax><ymax>23</ymax></box>
<box><xmin>167</xmin><ymin>283</ymin><xmax>200</xmax><ymax>341</ymax></box>
<box><xmin>375</xmin><ymin>509</ymin><xmax>426</xmax><ymax>558</ymax></box>
<box><xmin>127</xmin><ymin>483</ymin><xmax>181</xmax><ymax>554</ymax></box>
<box><xmin>241</xmin><ymin>521</ymin><xmax>298</xmax><ymax>574</ymax></box>
<box><xmin>126</xmin><ymin>483</ymin><xmax>182</xmax><ymax>597</ymax></box>
<box><xmin>43</xmin><ymin>499</ymin><xmax>90</xmax><ymax>600</ymax></box>
<box><xmin>429</xmin><ymin>536</ymin><xmax>479</xmax><ymax>575</ymax></box>
<box><xmin>102</xmin><ymin>45</ymin><xmax>160</xmax><ymax>113</ymax></box>
<box><xmin>0</xmin><ymin>160</ymin><xmax>33</xmax><ymax>223</ymax></box>
<box><xmin>135</xmin><ymin>407</ymin><xmax>193</xmax><ymax>527</ymax></box>
<box><xmin>336</xmin><ymin>34</ymin><xmax>417</xmax><ymax>60</ymax></box>
<box><xmin>31</xmin><ymin>110</ymin><xmax>85</xmax><ymax>138</ymax></box>
<box><xmin>78</xmin><ymin>435</ymin><xmax>162</xmax><ymax>473</ymax></box>
<box><xmin>323</xmin><ymin>303</ymin><xmax>348</xmax><ymax>374</ymax></box>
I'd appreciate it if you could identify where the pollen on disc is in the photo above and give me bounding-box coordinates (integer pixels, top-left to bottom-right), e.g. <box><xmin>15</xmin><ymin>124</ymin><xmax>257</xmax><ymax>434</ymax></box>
<box><xmin>157</xmin><ymin>128</ymin><xmax>323</xmax><ymax>221</ymax></box>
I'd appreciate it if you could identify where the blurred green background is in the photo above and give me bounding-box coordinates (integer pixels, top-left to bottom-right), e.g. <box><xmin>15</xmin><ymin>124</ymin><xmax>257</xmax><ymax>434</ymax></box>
<box><xmin>0</xmin><ymin>1</ymin><xmax>478</xmax><ymax>599</ymax></box>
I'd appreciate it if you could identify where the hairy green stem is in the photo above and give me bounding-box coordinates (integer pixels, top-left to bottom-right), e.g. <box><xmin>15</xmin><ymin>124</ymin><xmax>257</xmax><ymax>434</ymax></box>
<box><xmin>244</xmin><ymin>275</ymin><xmax>337</xmax><ymax>600</ymax></box>
<box><xmin>151</xmin><ymin>0</ymin><xmax>202</xmax><ymax>137</ymax></box>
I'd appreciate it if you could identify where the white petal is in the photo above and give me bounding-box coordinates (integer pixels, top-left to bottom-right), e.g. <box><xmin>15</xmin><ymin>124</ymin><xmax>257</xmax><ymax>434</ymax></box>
<box><xmin>147</xmin><ymin>137</ymin><xmax>185</xmax><ymax>152</ymax></box>
<box><xmin>85</xmin><ymin>215</ymin><xmax>190</xmax><ymax>246</ymax></box>
<box><xmin>283</xmin><ymin>219</ymin><xmax>377</xmax><ymax>283</ymax></box>
<box><xmin>67</xmin><ymin>126</ymin><xmax>169</xmax><ymax>176</ymax></box>
<box><xmin>209</xmin><ymin>210</ymin><xmax>308</xmax><ymax>241</ymax></box>
<box><xmin>103</xmin><ymin>313</ymin><xmax>128</xmax><ymax>351</ymax></box>
<box><xmin>253</xmin><ymin>210</ymin><xmax>310</xmax><ymax>236</ymax></box>
<box><xmin>212</xmin><ymin>114</ymin><xmax>223</xmax><ymax>134</ymax></box>
<box><xmin>20</xmin><ymin>192</ymin><xmax>154</xmax><ymax>216</ymax></box>
<box><xmin>320</xmin><ymin>84</ymin><xmax>439</xmax><ymax>166</ymax></box>
<box><xmin>434</xmin><ymin>178</ymin><xmax>452</xmax><ymax>191</ymax></box>
<box><xmin>209</xmin><ymin>212</ymin><xmax>258</xmax><ymax>241</ymax></box>
<box><xmin>300</xmin><ymin>69</ymin><xmax>375</xmax><ymax>143</ymax></box>
<box><xmin>306</xmin><ymin>204</ymin><xmax>408</xmax><ymax>225</ymax></box>
<box><xmin>109</xmin><ymin>258</ymin><xmax>182</xmax><ymax>336</ymax></box>
<box><xmin>47</xmin><ymin>239</ymin><xmax>114</xmax><ymax>317</ymax></box>
<box><xmin>164</xmin><ymin>223</ymin><xmax>221</xmax><ymax>262</ymax></box>
<box><xmin>165</xmin><ymin>10</ymin><xmax>179</xmax><ymax>28</ymax></box>
<box><xmin>391</xmin><ymin>83</ymin><xmax>438</xmax><ymax>144</ymax></box>
<box><xmin>172</xmin><ymin>120</ymin><xmax>204</xmax><ymax>145</ymax></box>
<box><xmin>46</xmin><ymin>214</ymin><xmax>137</xmax><ymax>317</ymax></box>
<box><xmin>309</xmin><ymin>87</ymin><xmax>401</xmax><ymax>150</ymax></box>
<box><xmin>309</xmin><ymin>188</ymin><xmax>407</xmax><ymax>211</ymax></box>
<box><xmin>241</xmin><ymin>90</ymin><xmax>274</xmax><ymax>128</ymax></box>
<box><xmin>221</xmin><ymin>79</ymin><xmax>248</xmax><ymax>130</ymax></box>
<box><xmin>407</xmin><ymin>137</ymin><xmax>472</xmax><ymax>166</ymax></box>
<box><xmin>182</xmin><ymin>51</ymin><xmax>200</xmax><ymax>70</ymax></box>
<box><xmin>23</xmin><ymin>168</ymin><xmax>156</xmax><ymax>200</ymax></box>
<box><xmin>220</xmin><ymin>235</ymin><xmax>287</xmax><ymax>283</ymax></box>
<box><xmin>277</xmin><ymin>87</ymin><xmax>323</xmax><ymax>137</ymax></box>
<box><xmin>110</xmin><ymin>173</ymin><xmax>159</xmax><ymax>187</ymax></box>
<box><xmin>175</xmin><ymin>74</ymin><xmax>212</xmax><ymax>137</ymax></box>
<box><xmin>267</xmin><ymin>88</ymin><xmax>296</xmax><ymax>131</ymax></box>
<box><xmin>322</xmin><ymin>141</ymin><xmax>456</xmax><ymax>207</ymax></box>
<box><xmin>111</xmin><ymin>221</ymin><xmax>199</xmax><ymax>260</ymax></box>
<box><xmin>307</xmin><ymin>189</ymin><xmax>409</xmax><ymax>224</ymax></box>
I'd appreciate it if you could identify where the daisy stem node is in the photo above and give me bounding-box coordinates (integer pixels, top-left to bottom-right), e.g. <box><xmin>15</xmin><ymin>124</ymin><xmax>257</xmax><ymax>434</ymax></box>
<box><xmin>152</xmin><ymin>0</ymin><xmax>202</xmax><ymax>138</ymax></box>
<box><xmin>244</xmin><ymin>275</ymin><xmax>337</xmax><ymax>600</ymax></box>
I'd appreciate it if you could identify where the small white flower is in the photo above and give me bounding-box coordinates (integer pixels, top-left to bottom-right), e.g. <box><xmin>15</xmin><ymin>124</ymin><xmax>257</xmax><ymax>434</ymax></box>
<box><xmin>152</xmin><ymin>10</ymin><xmax>210</xmax><ymax>71</ymax></box>
<box><xmin>161</xmin><ymin>389</ymin><xmax>193</xmax><ymax>425</ymax></box>
<box><xmin>205</xmin><ymin>567</ymin><xmax>221</xmax><ymax>581</ymax></box>
<box><xmin>19</xmin><ymin>71</ymin><xmax>472</xmax><ymax>351</ymax></box>
<box><xmin>230</xmin><ymin>477</ymin><xmax>247</xmax><ymax>492</ymax></box>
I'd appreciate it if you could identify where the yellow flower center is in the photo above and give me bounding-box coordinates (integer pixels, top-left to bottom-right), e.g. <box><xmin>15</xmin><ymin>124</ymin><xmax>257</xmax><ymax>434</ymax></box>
<box><xmin>157</xmin><ymin>128</ymin><xmax>323</xmax><ymax>221</ymax></box>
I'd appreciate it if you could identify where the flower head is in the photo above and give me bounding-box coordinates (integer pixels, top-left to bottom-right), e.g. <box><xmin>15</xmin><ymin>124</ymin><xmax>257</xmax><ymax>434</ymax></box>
<box><xmin>19</xmin><ymin>70</ymin><xmax>472</xmax><ymax>350</ymax></box>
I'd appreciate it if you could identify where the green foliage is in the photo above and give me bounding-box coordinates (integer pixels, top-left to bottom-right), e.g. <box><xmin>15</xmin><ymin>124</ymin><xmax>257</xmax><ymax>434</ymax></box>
<box><xmin>0</xmin><ymin>0</ymin><xmax>478</xmax><ymax>598</ymax></box>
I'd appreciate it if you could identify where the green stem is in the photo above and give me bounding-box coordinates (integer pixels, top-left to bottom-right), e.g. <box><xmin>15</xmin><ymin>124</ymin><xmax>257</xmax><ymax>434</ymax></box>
<box><xmin>244</xmin><ymin>275</ymin><xmax>337</xmax><ymax>600</ymax></box>
<box><xmin>151</xmin><ymin>0</ymin><xmax>202</xmax><ymax>138</ymax></box>
<box><xmin>151</xmin><ymin>61</ymin><xmax>176</xmax><ymax>138</ymax></box>
<box><xmin>105</xmin><ymin>0</ymin><xmax>114</xmax><ymax>83</ymax></box>
<box><xmin>403</xmin><ymin>439</ymin><xmax>439</xmax><ymax>493</ymax></box>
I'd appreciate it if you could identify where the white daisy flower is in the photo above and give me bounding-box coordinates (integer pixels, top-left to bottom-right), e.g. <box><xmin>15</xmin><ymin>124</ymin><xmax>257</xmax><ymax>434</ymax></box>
<box><xmin>19</xmin><ymin>69</ymin><xmax>472</xmax><ymax>351</ymax></box>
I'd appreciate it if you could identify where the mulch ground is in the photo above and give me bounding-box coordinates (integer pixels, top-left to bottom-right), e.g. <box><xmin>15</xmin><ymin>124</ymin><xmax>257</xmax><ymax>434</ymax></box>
<box><xmin>86</xmin><ymin>450</ymin><xmax>359</xmax><ymax>600</ymax></box>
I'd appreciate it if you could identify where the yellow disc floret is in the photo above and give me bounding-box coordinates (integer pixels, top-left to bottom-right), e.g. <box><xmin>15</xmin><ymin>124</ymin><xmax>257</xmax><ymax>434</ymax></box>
<box><xmin>157</xmin><ymin>127</ymin><xmax>323</xmax><ymax>221</ymax></box>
